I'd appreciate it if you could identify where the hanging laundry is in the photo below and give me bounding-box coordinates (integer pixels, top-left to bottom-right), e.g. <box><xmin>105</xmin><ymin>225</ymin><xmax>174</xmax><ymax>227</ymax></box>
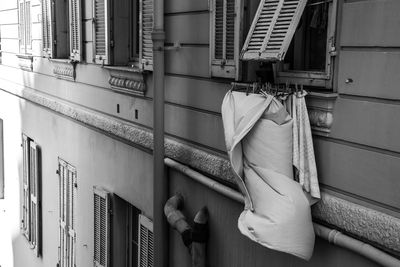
<box><xmin>292</xmin><ymin>91</ymin><xmax>321</xmax><ymax>202</ymax></box>
<box><xmin>221</xmin><ymin>91</ymin><xmax>315</xmax><ymax>260</ymax></box>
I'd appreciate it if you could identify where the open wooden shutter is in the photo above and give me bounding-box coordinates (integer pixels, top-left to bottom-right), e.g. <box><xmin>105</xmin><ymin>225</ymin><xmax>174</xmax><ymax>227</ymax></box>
<box><xmin>138</xmin><ymin>215</ymin><xmax>154</xmax><ymax>267</ymax></box>
<box><xmin>22</xmin><ymin>134</ymin><xmax>30</xmax><ymax>239</ymax></box>
<box><xmin>210</xmin><ymin>0</ymin><xmax>242</xmax><ymax>79</ymax></box>
<box><xmin>69</xmin><ymin>0</ymin><xmax>82</xmax><ymax>61</ymax></box>
<box><xmin>94</xmin><ymin>187</ymin><xmax>110</xmax><ymax>267</ymax></box>
<box><xmin>19</xmin><ymin>0</ymin><xmax>26</xmax><ymax>53</ymax></box>
<box><xmin>139</xmin><ymin>0</ymin><xmax>153</xmax><ymax>71</ymax></box>
<box><xmin>41</xmin><ymin>0</ymin><xmax>53</xmax><ymax>57</ymax></box>
<box><xmin>29</xmin><ymin>141</ymin><xmax>41</xmax><ymax>257</ymax></box>
<box><xmin>25</xmin><ymin>0</ymin><xmax>32</xmax><ymax>53</ymax></box>
<box><xmin>93</xmin><ymin>0</ymin><xmax>111</xmax><ymax>64</ymax></box>
<box><xmin>241</xmin><ymin>0</ymin><xmax>307</xmax><ymax>61</ymax></box>
<box><xmin>67</xmin><ymin>165</ymin><xmax>77</xmax><ymax>267</ymax></box>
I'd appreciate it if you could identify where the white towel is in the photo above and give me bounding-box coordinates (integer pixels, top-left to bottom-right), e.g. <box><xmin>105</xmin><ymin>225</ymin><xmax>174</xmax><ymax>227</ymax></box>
<box><xmin>292</xmin><ymin>92</ymin><xmax>321</xmax><ymax>201</ymax></box>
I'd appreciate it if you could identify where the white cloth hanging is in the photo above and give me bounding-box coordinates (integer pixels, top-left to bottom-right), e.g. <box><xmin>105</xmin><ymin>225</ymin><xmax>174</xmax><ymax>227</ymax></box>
<box><xmin>292</xmin><ymin>92</ymin><xmax>321</xmax><ymax>201</ymax></box>
<box><xmin>221</xmin><ymin>91</ymin><xmax>315</xmax><ymax>260</ymax></box>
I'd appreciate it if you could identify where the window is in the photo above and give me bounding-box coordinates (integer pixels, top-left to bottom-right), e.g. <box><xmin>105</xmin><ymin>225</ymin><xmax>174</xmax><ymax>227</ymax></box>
<box><xmin>93</xmin><ymin>188</ymin><xmax>152</xmax><ymax>267</ymax></box>
<box><xmin>18</xmin><ymin>0</ymin><xmax>32</xmax><ymax>55</ymax></box>
<box><xmin>241</xmin><ymin>0</ymin><xmax>337</xmax><ymax>88</ymax></box>
<box><xmin>41</xmin><ymin>0</ymin><xmax>71</xmax><ymax>59</ymax></box>
<box><xmin>210</xmin><ymin>0</ymin><xmax>244</xmax><ymax>80</ymax></box>
<box><xmin>92</xmin><ymin>0</ymin><xmax>153</xmax><ymax>70</ymax></box>
<box><xmin>21</xmin><ymin>134</ymin><xmax>41</xmax><ymax>257</ymax></box>
<box><xmin>58</xmin><ymin>158</ymin><xmax>77</xmax><ymax>267</ymax></box>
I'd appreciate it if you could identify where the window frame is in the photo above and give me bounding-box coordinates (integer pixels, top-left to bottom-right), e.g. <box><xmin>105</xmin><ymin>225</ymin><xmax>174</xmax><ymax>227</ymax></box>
<box><xmin>273</xmin><ymin>0</ymin><xmax>338</xmax><ymax>89</ymax></box>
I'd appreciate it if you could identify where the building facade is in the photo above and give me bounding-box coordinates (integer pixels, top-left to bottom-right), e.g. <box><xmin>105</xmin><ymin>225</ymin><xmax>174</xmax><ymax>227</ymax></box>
<box><xmin>0</xmin><ymin>0</ymin><xmax>399</xmax><ymax>266</ymax></box>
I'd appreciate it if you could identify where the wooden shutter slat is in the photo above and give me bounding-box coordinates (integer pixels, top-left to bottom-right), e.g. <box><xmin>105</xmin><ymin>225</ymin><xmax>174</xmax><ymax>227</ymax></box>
<box><xmin>93</xmin><ymin>0</ymin><xmax>110</xmax><ymax>64</ymax></box>
<box><xmin>140</xmin><ymin>0</ymin><xmax>153</xmax><ymax>71</ymax></box>
<box><xmin>25</xmin><ymin>0</ymin><xmax>32</xmax><ymax>53</ymax></box>
<box><xmin>69</xmin><ymin>0</ymin><xmax>82</xmax><ymax>61</ymax></box>
<box><xmin>19</xmin><ymin>1</ymin><xmax>26</xmax><ymax>53</ymax></box>
<box><xmin>210</xmin><ymin>0</ymin><xmax>242</xmax><ymax>79</ymax></box>
<box><xmin>29</xmin><ymin>141</ymin><xmax>41</xmax><ymax>257</ymax></box>
<box><xmin>94</xmin><ymin>187</ymin><xmax>110</xmax><ymax>267</ymax></box>
<box><xmin>241</xmin><ymin>0</ymin><xmax>307</xmax><ymax>61</ymax></box>
<box><xmin>22</xmin><ymin>134</ymin><xmax>30</xmax><ymax>239</ymax></box>
<box><xmin>138</xmin><ymin>215</ymin><xmax>154</xmax><ymax>267</ymax></box>
<box><xmin>41</xmin><ymin>0</ymin><xmax>53</xmax><ymax>57</ymax></box>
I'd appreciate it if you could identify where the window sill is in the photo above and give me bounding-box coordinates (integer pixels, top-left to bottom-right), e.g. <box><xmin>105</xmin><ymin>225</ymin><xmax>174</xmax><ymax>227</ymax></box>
<box><xmin>105</xmin><ymin>65</ymin><xmax>147</xmax><ymax>96</ymax></box>
<box><xmin>16</xmin><ymin>54</ymin><xmax>33</xmax><ymax>72</ymax></box>
<box><xmin>50</xmin><ymin>59</ymin><xmax>76</xmax><ymax>81</ymax></box>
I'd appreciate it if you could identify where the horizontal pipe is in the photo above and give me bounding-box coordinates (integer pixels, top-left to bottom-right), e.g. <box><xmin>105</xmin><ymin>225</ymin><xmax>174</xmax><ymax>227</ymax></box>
<box><xmin>165</xmin><ymin>158</ymin><xmax>400</xmax><ymax>267</ymax></box>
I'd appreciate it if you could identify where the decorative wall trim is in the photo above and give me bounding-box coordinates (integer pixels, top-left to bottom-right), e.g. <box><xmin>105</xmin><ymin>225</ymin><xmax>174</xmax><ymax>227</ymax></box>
<box><xmin>106</xmin><ymin>67</ymin><xmax>146</xmax><ymax>96</ymax></box>
<box><xmin>306</xmin><ymin>92</ymin><xmax>338</xmax><ymax>136</ymax></box>
<box><xmin>16</xmin><ymin>54</ymin><xmax>33</xmax><ymax>72</ymax></box>
<box><xmin>0</xmin><ymin>83</ymin><xmax>398</xmax><ymax>254</ymax></box>
<box><xmin>52</xmin><ymin>60</ymin><xmax>76</xmax><ymax>81</ymax></box>
<box><xmin>313</xmin><ymin>193</ymin><xmax>400</xmax><ymax>254</ymax></box>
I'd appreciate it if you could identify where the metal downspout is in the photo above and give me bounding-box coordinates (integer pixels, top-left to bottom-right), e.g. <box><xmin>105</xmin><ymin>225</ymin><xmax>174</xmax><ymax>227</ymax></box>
<box><xmin>152</xmin><ymin>0</ymin><xmax>167</xmax><ymax>265</ymax></box>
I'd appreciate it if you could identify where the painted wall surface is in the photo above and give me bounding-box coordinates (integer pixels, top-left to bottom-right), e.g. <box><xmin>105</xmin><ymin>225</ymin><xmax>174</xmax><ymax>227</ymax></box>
<box><xmin>0</xmin><ymin>90</ymin><xmax>153</xmax><ymax>267</ymax></box>
<box><xmin>0</xmin><ymin>0</ymin><xmax>399</xmax><ymax>266</ymax></box>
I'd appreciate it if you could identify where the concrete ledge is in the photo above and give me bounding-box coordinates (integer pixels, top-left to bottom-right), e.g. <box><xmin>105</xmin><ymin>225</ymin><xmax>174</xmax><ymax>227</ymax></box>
<box><xmin>0</xmin><ymin>81</ymin><xmax>399</xmax><ymax>254</ymax></box>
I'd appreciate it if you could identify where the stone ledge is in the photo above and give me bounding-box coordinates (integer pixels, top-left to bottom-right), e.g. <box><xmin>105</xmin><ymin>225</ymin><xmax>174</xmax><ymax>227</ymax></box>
<box><xmin>0</xmin><ymin>82</ymin><xmax>398</xmax><ymax>254</ymax></box>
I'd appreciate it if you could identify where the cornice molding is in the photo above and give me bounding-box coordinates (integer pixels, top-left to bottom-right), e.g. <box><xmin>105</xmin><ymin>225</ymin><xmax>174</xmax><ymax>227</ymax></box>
<box><xmin>106</xmin><ymin>67</ymin><xmax>146</xmax><ymax>96</ymax></box>
<box><xmin>52</xmin><ymin>60</ymin><xmax>76</xmax><ymax>81</ymax></box>
<box><xmin>306</xmin><ymin>92</ymin><xmax>338</xmax><ymax>136</ymax></box>
<box><xmin>16</xmin><ymin>54</ymin><xmax>33</xmax><ymax>72</ymax></box>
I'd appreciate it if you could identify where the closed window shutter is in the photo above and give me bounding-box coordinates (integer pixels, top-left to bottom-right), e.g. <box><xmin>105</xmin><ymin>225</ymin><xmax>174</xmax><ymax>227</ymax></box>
<box><xmin>210</xmin><ymin>0</ymin><xmax>242</xmax><ymax>79</ymax></box>
<box><xmin>69</xmin><ymin>0</ymin><xmax>82</xmax><ymax>61</ymax></box>
<box><xmin>140</xmin><ymin>0</ymin><xmax>153</xmax><ymax>71</ymax></box>
<box><xmin>67</xmin><ymin>165</ymin><xmax>76</xmax><ymax>267</ymax></box>
<box><xmin>58</xmin><ymin>161</ymin><xmax>67</xmax><ymax>267</ymax></box>
<box><xmin>21</xmin><ymin>134</ymin><xmax>30</xmax><ymax>239</ymax></box>
<box><xmin>241</xmin><ymin>0</ymin><xmax>307</xmax><ymax>61</ymax></box>
<box><xmin>138</xmin><ymin>215</ymin><xmax>154</xmax><ymax>267</ymax></box>
<box><xmin>58</xmin><ymin>159</ymin><xmax>77</xmax><ymax>267</ymax></box>
<box><xmin>93</xmin><ymin>0</ymin><xmax>110</xmax><ymax>65</ymax></box>
<box><xmin>94</xmin><ymin>187</ymin><xmax>110</xmax><ymax>267</ymax></box>
<box><xmin>29</xmin><ymin>141</ymin><xmax>41</xmax><ymax>257</ymax></box>
<box><xmin>41</xmin><ymin>0</ymin><xmax>53</xmax><ymax>57</ymax></box>
<box><xmin>19</xmin><ymin>0</ymin><xmax>26</xmax><ymax>53</ymax></box>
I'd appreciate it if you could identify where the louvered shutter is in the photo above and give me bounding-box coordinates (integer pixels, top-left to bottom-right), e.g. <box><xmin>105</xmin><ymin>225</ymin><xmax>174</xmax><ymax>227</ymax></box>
<box><xmin>140</xmin><ymin>0</ymin><xmax>153</xmax><ymax>71</ymax></box>
<box><xmin>241</xmin><ymin>0</ymin><xmax>307</xmax><ymax>61</ymax></box>
<box><xmin>21</xmin><ymin>134</ymin><xmax>30</xmax><ymax>239</ymax></box>
<box><xmin>29</xmin><ymin>141</ymin><xmax>41</xmax><ymax>257</ymax></box>
<box><xmin>67</xmin><ymin>165</ymin><xmax>77</xmax><ymax>267</ymax></box>
<box><xmin>93</xmin><ymin>0</ymin><xmax>110</xmax><ymax>65</ymax></box>
<box><xmin>58</xmin><ymin>160</ymin><xmax>68</xmax><ymax>267</ymax></box>
<box><xmin>25</xmin><ymin>0</ymin><xmax>32</xmax><ymax>53</ymax></box>
<box><xmin>210</xmin><ymin>0</ymin><xmax>242</xmax><ymax>79</ymax></box>
<box><xmin>69</xmin><ymin>0</ymin><xmax>82</xmax><ymax>61</ymax></box>
<box><xmin>94</xmin><ymin>187</ymin><xmax>110</xmax><ymax>267</ymax></box>
<box><xmin>138</xmin><ymin>215</ymin><xmax>154</xmax><ymax>267</ymax></box>
<box><xmin>19</xmin><ymin>0</ymin><xmax>26</xmax><ymax>53</ymax></box>
<box><xmin>41</xmin><ymin>0</ymin><xmax>53</xmax><ymax>57</ymax></box>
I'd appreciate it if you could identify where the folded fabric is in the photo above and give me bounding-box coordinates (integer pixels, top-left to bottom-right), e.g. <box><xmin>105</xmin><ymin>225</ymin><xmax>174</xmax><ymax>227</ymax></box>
<box><xmin>292</xmin><ymin>92</ymin><xmax>321</xmax><ymax>201</ymax></box>
<box><xmin>221</xmin><ymin>91</ymin><xmax>315</xmax><ymax>260</ymax></box>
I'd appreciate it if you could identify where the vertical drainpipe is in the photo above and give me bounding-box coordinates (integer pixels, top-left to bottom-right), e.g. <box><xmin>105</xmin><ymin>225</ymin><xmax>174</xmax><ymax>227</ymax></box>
<box><xmin>152</xmin><ymin>0</ymin><xmax>167</xmax><ymax>266</ymax></box>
